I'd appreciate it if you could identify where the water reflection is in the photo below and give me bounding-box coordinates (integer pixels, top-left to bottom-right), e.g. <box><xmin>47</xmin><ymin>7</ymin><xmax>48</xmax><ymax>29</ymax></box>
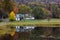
<box><xmin>0</xmin><ymin>26</ymin><xmax>60</xmax><ymax>40</ymax></box>
<box><xmin>16</xmin><ymin>26</ymin><xmax>35</xmax><ymax>32</ymax></box>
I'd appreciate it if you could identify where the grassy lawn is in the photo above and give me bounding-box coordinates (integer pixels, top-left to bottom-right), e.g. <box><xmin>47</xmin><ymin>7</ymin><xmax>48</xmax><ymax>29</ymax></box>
<box><xmin>0</xmin><ymin>19</ymin><xmax>60</xmax><ymax>27</ymax></box>
<box><xmin>7</xmin><ymin>19</ymin><xmax>60</xmax><ymax>27</ymax></box>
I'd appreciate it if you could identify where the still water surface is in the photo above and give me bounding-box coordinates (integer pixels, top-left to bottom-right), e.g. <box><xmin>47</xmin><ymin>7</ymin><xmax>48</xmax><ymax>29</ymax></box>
<box><xmin>0</xmin><ymin>26</ymin><xmax>60</xmax><ymax>40</ymax></box>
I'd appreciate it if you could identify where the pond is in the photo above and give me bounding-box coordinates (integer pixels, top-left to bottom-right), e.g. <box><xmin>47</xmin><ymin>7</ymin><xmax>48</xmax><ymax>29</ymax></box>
<box><xmin>0</xmin><ymin>26</ymin><xmax>60</xmax><ymax>40</ymax></box>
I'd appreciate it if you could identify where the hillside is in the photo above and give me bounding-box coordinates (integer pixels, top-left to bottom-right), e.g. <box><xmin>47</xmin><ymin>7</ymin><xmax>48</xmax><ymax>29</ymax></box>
<box><xmin>15</xmin><ymin>0</ymin><xmax>60</xmax><ymax>3</ymax></box>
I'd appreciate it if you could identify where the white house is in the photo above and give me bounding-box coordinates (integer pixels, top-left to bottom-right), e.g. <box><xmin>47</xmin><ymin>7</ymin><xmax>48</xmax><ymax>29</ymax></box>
<box><xmin>16</xmin><ymin>26</ymin><xmax>35</xmax><ymax>32</ymax></box>
<box><xmin>16</xmin><ymin>14</ymin><xmax>20</xmax><ymax>21</ymax></box>
<box><xmin>16</xmin><ymin>14</ymin><xmax>34</xmax><ymax>21</ymax></box>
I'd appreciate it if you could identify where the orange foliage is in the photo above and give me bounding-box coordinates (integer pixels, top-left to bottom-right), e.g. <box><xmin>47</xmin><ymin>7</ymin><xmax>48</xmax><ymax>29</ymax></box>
<box><xmin>13</xmin><ymin>3</ymin><xmax>18</xmax><ymax>13</ymax></box>
<box><xmin>13</xmin><ymin>6</ymin><xmax>18</xmax><ymax>13</ymax></box>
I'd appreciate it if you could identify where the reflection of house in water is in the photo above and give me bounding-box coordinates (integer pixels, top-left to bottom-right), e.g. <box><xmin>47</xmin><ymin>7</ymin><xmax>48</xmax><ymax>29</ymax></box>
<box><xmin>16</xmin><ymin>26</ymin><xmax>35</xmax><ymax>32</ymax></box>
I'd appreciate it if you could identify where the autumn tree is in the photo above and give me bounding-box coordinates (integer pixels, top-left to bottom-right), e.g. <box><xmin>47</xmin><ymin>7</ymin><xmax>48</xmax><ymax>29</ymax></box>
<box><xmin>0</xmin><ymin>0</ymin><xmax>3</xmax><ymax>9</ymax></box>
<box><xmin>3</xmin><ymin>0</ymin><xmax>14</xmax><ymax>13</ymax></box>
<box><xmin>19</xmin><ymin>4</ymin><xmax>32</xmax><ymax>14</ymax></box>
<box><xmin>42</xmin><ymin>8</ymin><xmax>52</xmax><ymax>19</ymax></box>
<box><xmin>9</xmin><ymin>11</ymin><xmax>16</xmax><ymax>21</ymax></box>
<box><xmin>13</xmin><ymin>4</ymin><xmax>18</xmax><ymax>13</ymax></box>
<box><xmin>1</xmin><ymin>0</ymin><xmax>15</xmax><ymax>18</ymax></box>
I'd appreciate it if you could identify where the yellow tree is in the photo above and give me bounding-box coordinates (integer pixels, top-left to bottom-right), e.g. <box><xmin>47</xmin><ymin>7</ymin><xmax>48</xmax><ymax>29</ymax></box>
<box><xmin>9</xmin><ymin>11</ymin><xmax>16</xmax><ymax>21</ymax></box>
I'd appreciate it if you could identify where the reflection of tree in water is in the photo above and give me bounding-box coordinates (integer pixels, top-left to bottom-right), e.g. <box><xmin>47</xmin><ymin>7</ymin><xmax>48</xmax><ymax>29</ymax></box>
<box><xmin>31</xmin><ymin>27</ymin><xmax>44</xmax><ymax>36</ymax></box>
<box><xmin>0</xmin><ymin>34</ymin><xmax>13</xmax><ymax>40</ymax></box>
<box><xmin>52</xmin><ymin>27</ymin><xmax>60</xmax><ymax>37</ymax></box>
<box><xmin>30</xmin><ymin>27</ymin><xmax>60</xmax><ymax>40</ymax></box>
<box><xmin>13</xmin><ymin>32</ymin><xmax>20</xmax><ymax>40</ymax></box>
<box><xmin>30</xmin><ymin>27</ymin><xmax>44</xmax><ymax>40</ymax></box>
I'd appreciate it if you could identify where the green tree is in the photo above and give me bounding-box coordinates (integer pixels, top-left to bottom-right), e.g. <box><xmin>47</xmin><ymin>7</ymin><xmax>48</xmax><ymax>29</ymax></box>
<box><xmin>50</xmin><ymin>4</ymin><xmax>58</xmax><ymax>18</ymax></box>
<box><xmin>32</xmin><ymin>6</ymin><xmax>46</xmax><ymax>19</ymax></box>
<box><xmin>19</xmin><ymin>4</ymin><xmax>32</xmax><ymax>14</ymax></box>
<box><xmin>57</xmin><ymin>8</ymin><xmax>60</xmax><ymax>18</ymax></box>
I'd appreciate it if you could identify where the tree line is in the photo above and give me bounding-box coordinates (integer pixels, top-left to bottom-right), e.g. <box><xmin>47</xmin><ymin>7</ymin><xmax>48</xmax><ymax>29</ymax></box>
<box><xmin>0</xmin><ymin>0</ymin><xmax>60</xmax><ymax>20</ymax></box>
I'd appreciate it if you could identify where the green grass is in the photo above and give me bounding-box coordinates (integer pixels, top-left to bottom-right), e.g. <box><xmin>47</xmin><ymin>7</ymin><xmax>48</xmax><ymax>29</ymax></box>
<box><xmin>6</xmin><ymin>19</ymin><xmax>60</xmax><ymax>27</ymax></box>
<box><xmin>0</xmin><ymin>19</ymin><xmax>60</xmax><ymax>27</ymax></box>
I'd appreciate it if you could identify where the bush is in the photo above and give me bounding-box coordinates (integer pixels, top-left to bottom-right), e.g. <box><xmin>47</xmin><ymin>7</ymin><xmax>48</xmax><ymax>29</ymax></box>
<box><xmin>9</xmin><ymin>11</ymin><xmax>16</xmax><ymax>21</ymax></box>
